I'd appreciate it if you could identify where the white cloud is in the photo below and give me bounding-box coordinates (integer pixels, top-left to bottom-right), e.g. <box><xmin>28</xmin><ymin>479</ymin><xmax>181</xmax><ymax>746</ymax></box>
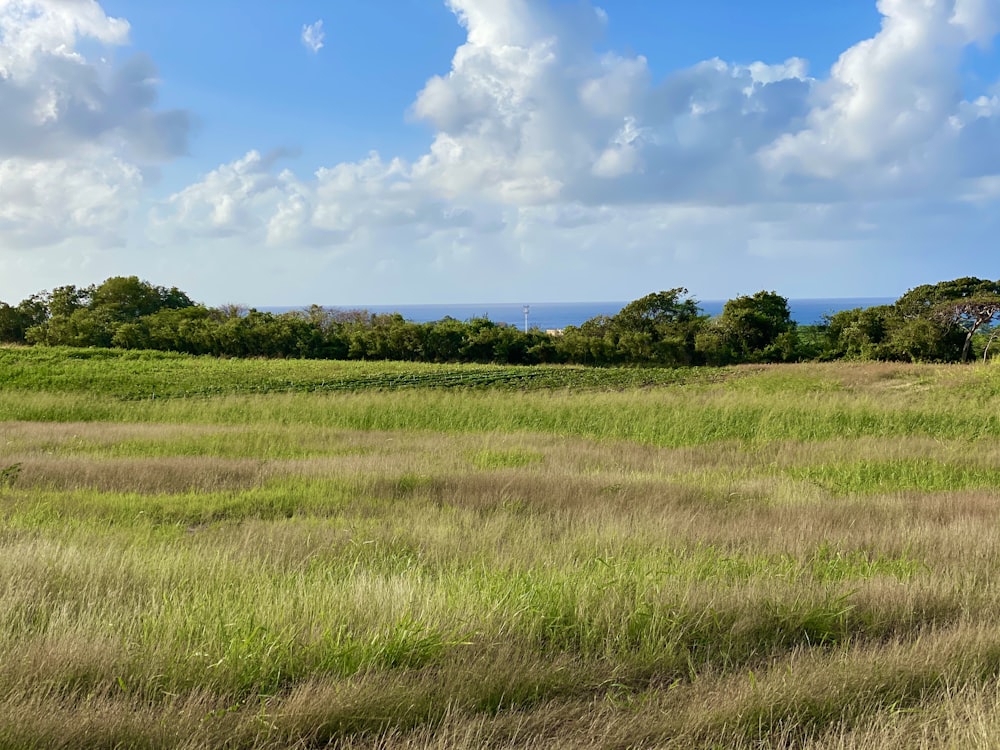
<box><xmin>0</xmin><ymin>0</ymin><xmax>190</xmax><ymax>250</ymax></box>
<box><xmin>760</xmin><ymin>0</ymin><xmax>1000</xmax><ymax>188</ymax></box>
<box><xmin>0</xmin><ymin>0</ymin><xmax>130</xmax><ymax>77</ymax></box>
<box><xmin>591</xmin><ymin>116</ymin><xmax>647</xmax><ymax>178</ymax></box>
<box><xmin>153</xmin><ymin>150</ymin><xmax>289</xmax><ymax>239</ymax></box>
<box><xmin>951</xmin><ymin>0</ymin><xmax>1000</xmax><ymax>45</ymax></box>
<box><xmin>405</xmin><ymin>7</ymin><xmax>814</xmax><ymax>207</ymax></box>
<box><xmin>301</xmin><ymin>20</ymin><xmax>325</xmax><ymax>54</ymax></box>
<box><xmin>0</xmin><ymin>150</ymin><xmax>141</xmax><ymax>247</ymax></box>
<box><xmin>153</xmin><ymin>148</ymin><xmax>506</xmax><ymax>254</ymax></box>
<box><xmin>149</xmin><ymin>0</ymin><xmax>1000</xmax><ymax>302</ymax></box>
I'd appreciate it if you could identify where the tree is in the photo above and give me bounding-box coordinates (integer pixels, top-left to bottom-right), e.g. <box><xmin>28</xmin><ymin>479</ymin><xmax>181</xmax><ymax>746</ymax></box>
<box><xmin>91</xmin><ymin>276</ymin><xmax>193</xmax><ymax>321</ymax></box>
<box><xmin>28</xmin><ymin>307</ymin><xmax>116</xmax><ymax>347</ymax></box>
<box><xmin>138</xmin><ymin>306</ymin><xmax>219</xmax><ymax>354</ymax></box>
<box><xmin>937</xmin><ymin>298</ymin><xmax>1000</xmax><ymax>362</ymax></box>
<box><xmin>609</xmin><ymin>289</ymin><xmax>706</xmax><ymax>365</ymax></box>
<box><xmin>46</xmin><ymin>285</ymin><xmax>92</xmax><ymax>318</ymax></box>
<box><xmin>613</xmin><ymin>289</ymin><xmax>702</xmax><ymax>331</ymax></box>
<box><xmin>460</xmin><ymin>319</ymin><xmax>533</xmax><ymax>364</ymax></box>
<box><xmin>0</xmin><ymin>295</ymin><xmax>47</xmax><ymax>343</ymax></box>
<box><xmin>715</xmin><ymin>291</ymin><xmax>797</xmax><ymax>363</ymax></box>
<box><xmin>556</xmin><ymin>316</ymin><xmax>619</xmax><ymax>365</ymax></box>
<box><xmin>887</xmin><ymin>315</ymin><xmax>958</xmax><ymax>362</ymax></box>
<box><xmin>0</xmin><ymin>303</ymin><xmax>23</xmax><ymax>343</ymax></box>
<box><xmin>422</xmin><ymin>318</ymin><xmax>467</xmax><ymax>362</ymax></box>
<box><xmin>895</xmin><ymin>277</ymin><xmax>1000</xmax><ymax>361</ymax></box>
<box><xmin>823</xmin><ymin>306</ymin><xmax>894</xmax><ymax>360</ymax></box>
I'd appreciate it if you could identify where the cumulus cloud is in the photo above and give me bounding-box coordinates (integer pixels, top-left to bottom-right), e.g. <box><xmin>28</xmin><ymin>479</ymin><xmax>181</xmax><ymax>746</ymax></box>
<box><xmin>761</xmin><ymin>0</ymin><xmax>1000</xmax><ymax>188</ymax></box>
<box><xmin>0</xmin><ymin>0</ymin><xmax>190</xmax><ymax>249</ymax></box>
<box><xmin>402</xmin><ymin>1</ymin><xmax>817</xmax><ymax>207</ymax></box>
<box><xmin>301</xmin><ymin>20</ymin><xmax>325</xmax><ymax>54</ymax></box>
<box><xmin>0</xmin><ymin>150</ymin><xmax>141</xmax><ymax>248</ymax></box>
<box><xmin>158</xmin><ymin>0</ymin><xmax>815</xmax><ymax>237</ymax></box>
<box><xmin>151</xmin><ymin>0</ymin><xmax>1000</xmax><ymax>300</ymax></box>
<box><xmin>153</xmin><ymin>148</ymin><xmax>506</xmax><ymax>252</ymax></box>
<box><xmin>411</xmin><ymin>0</ymin><xmax>997</xmax><ymax>210</ymax></box>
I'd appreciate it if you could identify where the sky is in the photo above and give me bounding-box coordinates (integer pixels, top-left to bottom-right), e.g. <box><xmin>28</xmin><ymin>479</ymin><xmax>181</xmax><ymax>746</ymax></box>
<box><xmin>1</xmin><ymin>0</ymin><xmax>999</xmax><ymax>307</ymax></box>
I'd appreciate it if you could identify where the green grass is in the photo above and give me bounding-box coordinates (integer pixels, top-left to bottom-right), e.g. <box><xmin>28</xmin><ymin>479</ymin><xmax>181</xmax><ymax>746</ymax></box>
<box><xmin>0</xmin><ymin>346</ymin><xmax>729</xmax><ymax>398</ymax></box>
<box><xmin>787</xmin><ymin>459</ymin><xmax>1000</xmax><ymax>494</ymax></box>
<box><xmin>469</xmin><ymin>448</ymin><xmax>545</xmax><ymax>469</ymax></box>
<box><xmin>4</xmin><ymin>347</ymin><xmax>1000</xmax><ymax>747</ymax></box>
<box><xmin>3</xmin><ymin>384</ymin><xmax>999</xmax><ymax>452</ymax></box>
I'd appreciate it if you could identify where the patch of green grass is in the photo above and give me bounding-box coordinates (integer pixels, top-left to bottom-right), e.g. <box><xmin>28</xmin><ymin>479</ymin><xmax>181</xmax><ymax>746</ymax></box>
<box><xmin>0</xmin><ymin>345</ymin><xmax>728</xmax><ymax>398</ymax></box>
<box><xmin>4</xmin><ymin>387</ymin><xmax>1000</xmax><ymax>450</ymax></box>
<box><xmin>805</xmin><ymin>542</ymin><xmax>927</xmax><ymax>581</ymax></box>
<box><xmin>787</xmin><ymin>459</ymin><xmax>1000</xmax><ymax>494</ymax></box>
<box><xmin>468</xmin><ymin>448</ymin><xmax>544</xmax><ymax>470</ymax></box>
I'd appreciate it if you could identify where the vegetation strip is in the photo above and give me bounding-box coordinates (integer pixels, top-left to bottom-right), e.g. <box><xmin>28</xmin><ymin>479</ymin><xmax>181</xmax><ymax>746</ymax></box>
<box><xmin>5</xmin><ymin>275</ymin><xmax>1000</xmax><ymax>365</ymax></box>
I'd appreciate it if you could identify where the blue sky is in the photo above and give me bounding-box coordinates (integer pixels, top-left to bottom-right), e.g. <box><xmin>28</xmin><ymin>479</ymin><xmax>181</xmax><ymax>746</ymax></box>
<box><xmin>2</xmin><ymin>0</ymin><xmax>1000</xmax><ymax>306</ymax></box>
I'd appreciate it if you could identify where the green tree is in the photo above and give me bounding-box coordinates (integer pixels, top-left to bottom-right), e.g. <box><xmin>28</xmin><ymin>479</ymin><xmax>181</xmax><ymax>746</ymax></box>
<box><xmin>894</xmin><ymin>278</ymin><xmax>1000</xmax><ymax>361</ymax></box>
<box><xmin>422</xmin><ymin>318</ymin><xmax>467</xmax><ymax>363</ymax></box>
<box><xmin>613</xmin><ymin>289</ymin><xmax>702</xmax><ymax>330</ymax></box>
<box><xmin>133</xmin><ymin>306</ymin><xmax>220</xmax><ymax>354</ymax></box>
<box><xmin>556</xmin><ymin>316</ymin><xmax>619</xmax><ymax>365</ymax></box>
<box><xmin>715</xmin><ymin>291</ymin><xmax>798</xmax><ymax>363</ymax></box>
<box><xmin>344</xmin><ymin>313</ymin><xmax>423</xmax><ymax>361</ymax></box>
<box><xmin>28</xmin><ymin>307</ymin><xmax>116</xmax><ymax>347</ymax></box>
<box><xmin>0</xmin><ymin>303</ymin><xmax>23</xmax><ymax>343</ymax></box>
<box><xmin>694</xmin><ymin>325</ymin><xmax>733</xmax><ymax>366</ymax></box>
<box><xmin>0</xmin><ymin>295</ymin><xmax>47</xmax><ymax>343</ymax></box>
<box><xmin>609</xmin><ymin>289</ymin><xmax>706</xmax><ymax>365</ymax></box>
<box><xmin>46</xmin><ymin>285</ymin><xmax>92</xmax><ymax>318</ymax></box>
<box><xmin>460</xmin><ymin>318</ymin><xmax>502</xmax><ymax>363</ymax></box>
<box><xmin>887</xmin><ymin>315</ymin><xmax>958</xmax><ymax>362</ymax></box>
<box><xmin>91</xmin><ymin>276</ymin><xmax>193</xmax><ymax>321</ymax></box>
<box><xmin>823</xmin><ymin>306</ymin><xmax>894</xmax><ymax>360</ymax></box>
<box><xmin>27</xmin><ymin>277</ymin><xmax>198</xmax><ymax>349</ymax></box>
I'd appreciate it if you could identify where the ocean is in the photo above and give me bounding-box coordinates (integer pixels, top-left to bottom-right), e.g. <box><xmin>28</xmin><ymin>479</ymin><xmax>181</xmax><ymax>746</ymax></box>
<box><xmin>263</xmin><ymin>298</ymin><xmax>894</xmax><ymax>331</ymax></box>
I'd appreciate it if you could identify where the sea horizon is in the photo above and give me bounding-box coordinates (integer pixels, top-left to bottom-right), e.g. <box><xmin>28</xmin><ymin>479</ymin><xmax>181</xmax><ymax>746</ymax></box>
<box><xmin>261</xmin><ymin>297</ymin><xmax>895</xmax><ymax>331</ymax></box>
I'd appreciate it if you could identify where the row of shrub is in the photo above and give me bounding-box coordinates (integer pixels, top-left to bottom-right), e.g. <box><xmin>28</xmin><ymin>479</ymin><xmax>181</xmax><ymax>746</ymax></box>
<box><xmin>1</xmin><ymin>276</ymin><xmax>998</xmax><ymax>365</ymax></box>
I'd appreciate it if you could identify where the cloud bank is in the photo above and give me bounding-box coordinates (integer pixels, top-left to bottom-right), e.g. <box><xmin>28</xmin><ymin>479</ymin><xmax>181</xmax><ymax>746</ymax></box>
<box><xmin>3</xmin><ymin>0</ymin><xmax>1000</xmax><ymax>302</ymax></box>
<box><xmin>0</xmin><ymin>0</ymin><xmax>190</xmax><ymax>250</ymax></box>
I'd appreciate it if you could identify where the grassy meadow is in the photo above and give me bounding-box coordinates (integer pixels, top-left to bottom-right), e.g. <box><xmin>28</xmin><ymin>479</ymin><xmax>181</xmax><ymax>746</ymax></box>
<box><xmin>3</xmin><ymin>347</ymin><xmax>1000</xmax><ymax>748</ymax></box>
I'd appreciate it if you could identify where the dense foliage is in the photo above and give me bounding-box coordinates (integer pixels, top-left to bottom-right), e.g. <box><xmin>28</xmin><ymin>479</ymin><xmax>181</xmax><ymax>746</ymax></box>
<box><xmin>3</xmin><ymin>275</ymin><xmax>1000</xmax><ymax>364</ymax></box>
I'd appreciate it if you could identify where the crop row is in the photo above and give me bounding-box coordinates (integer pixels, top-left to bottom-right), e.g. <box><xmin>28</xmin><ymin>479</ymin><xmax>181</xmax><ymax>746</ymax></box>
<box><xmin>120</xmin><ymin>366</ymin><xmax>732</xmax><ymax>400</ymax></box>
<box><xmin>0</xmin><ymin>346</ymin><xmax>741</xmax><ymax>399</ymax></box>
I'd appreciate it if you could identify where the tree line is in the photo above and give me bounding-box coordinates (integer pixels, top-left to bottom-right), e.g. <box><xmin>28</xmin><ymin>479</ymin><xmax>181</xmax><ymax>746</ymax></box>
<box><xmin>1</xmin><ymin>276</ymin><xmax>998</xmax><ymax>366</ymax></box>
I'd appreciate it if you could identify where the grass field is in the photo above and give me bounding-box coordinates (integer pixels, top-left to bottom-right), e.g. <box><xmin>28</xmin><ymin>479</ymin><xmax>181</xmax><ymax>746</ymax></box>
<box><xmin>3</xmin><ymin>347</ymin><xmax>1000</xmax><ymax>748</ymax></box>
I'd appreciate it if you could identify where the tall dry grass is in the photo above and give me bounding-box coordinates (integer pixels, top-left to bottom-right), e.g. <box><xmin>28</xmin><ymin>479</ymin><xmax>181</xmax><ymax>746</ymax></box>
<box><xmin>3</xmin><ymin>357</ymin><xmax>1000</xmax><ymax>746</ymax></box>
